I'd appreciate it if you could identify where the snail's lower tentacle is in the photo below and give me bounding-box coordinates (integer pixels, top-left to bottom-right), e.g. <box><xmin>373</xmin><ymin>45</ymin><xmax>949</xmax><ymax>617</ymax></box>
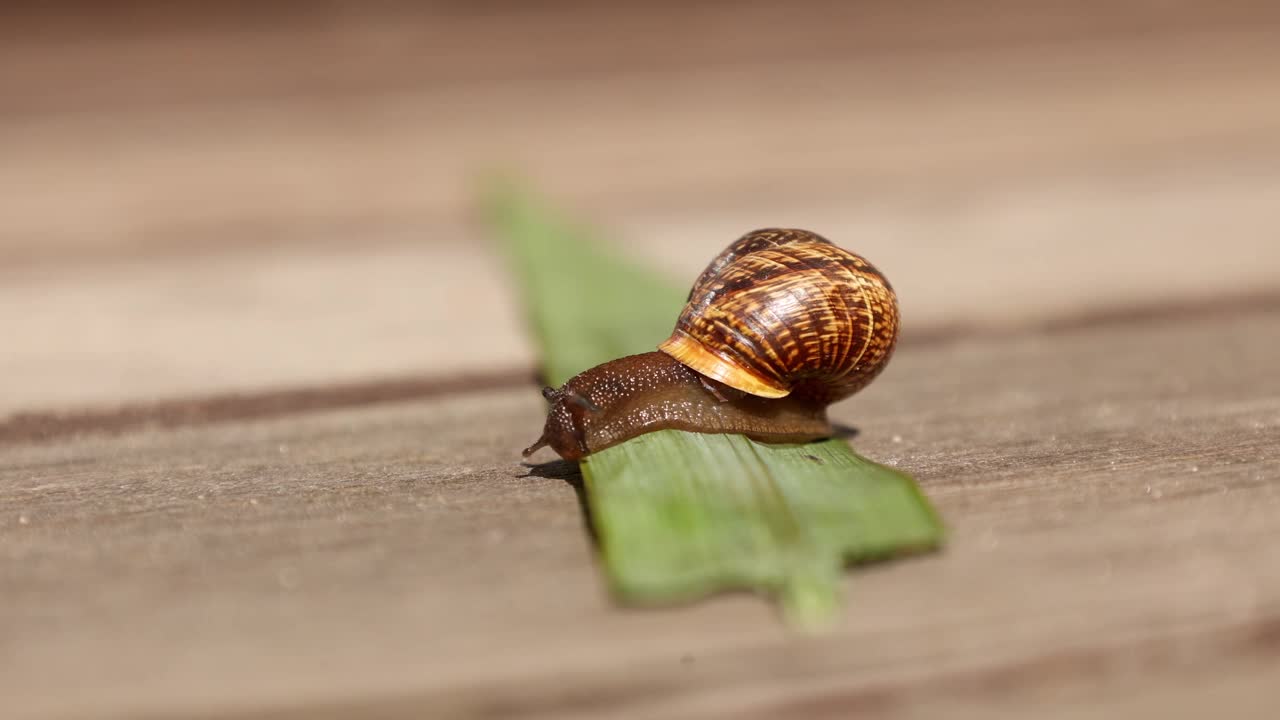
<box><xmin>522</xmin><ymin>435</ymin><xmax>549</xmax><ymax>458</ymax></box>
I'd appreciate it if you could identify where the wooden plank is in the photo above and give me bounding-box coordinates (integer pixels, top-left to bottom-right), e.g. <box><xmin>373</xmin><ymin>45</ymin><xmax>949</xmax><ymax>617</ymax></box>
<box><xmin>0</xmin><ymin>241</ymin><xmax>532</xmax><ymax>415</ymax></box>
<box><xmin>3</xmin><ymin>309</ymin><xmax>1277</xmax><ymax>719</ymax></box>
<box><xmin>3</xmin><ymin>1</ymin><xmax>1280</xmax><ymax>258</ymax></box>
<box><xmin>4</xmin><ymin>163</ymin><xmax>1279</xmax><ymax>417</ymax></box>
<box><xmin>6</xmin><ymin>1</ymin><xmax>1277</xmax><ymax>117</ymax></box>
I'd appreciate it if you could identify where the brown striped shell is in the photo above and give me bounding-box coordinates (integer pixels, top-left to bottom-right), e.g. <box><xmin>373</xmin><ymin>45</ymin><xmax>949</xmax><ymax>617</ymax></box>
<box><xmin>658</xmin><ymin>228</ymin><xmax>899</xmax><ymax>404</ymax></box>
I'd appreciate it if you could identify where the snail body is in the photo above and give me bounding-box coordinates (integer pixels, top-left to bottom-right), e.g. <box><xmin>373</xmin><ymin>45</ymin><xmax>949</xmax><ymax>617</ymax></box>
<box><xmin>522</xmin><ymin>351</ymin><xmax>831</xmax><ymax>461</ymax></box>
<box><xmin>524</xmin><ymin>229</ymin><xmax>898</xmax><ymax>462</ymax></box>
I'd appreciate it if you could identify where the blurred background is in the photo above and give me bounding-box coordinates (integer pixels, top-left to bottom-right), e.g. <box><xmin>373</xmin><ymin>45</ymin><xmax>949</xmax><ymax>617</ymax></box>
<box><xmin>4</xmin><ymin>0</ymin><xmax>1279</xmax><ymax>419</ymax></box>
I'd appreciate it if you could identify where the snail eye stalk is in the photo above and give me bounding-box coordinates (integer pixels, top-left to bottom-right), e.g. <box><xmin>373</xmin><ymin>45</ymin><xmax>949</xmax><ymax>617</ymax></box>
<box><xmin>561</xmin><ymin>390</ymin><xmax>601</xmax><ymax>414</ymax></box>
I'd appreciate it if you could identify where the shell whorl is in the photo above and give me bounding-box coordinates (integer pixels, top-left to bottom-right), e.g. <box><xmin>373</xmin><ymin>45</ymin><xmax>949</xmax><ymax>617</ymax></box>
<box><xmin>658</xmin><ymin>228</ymin><xmax>899</xmax><ymax>403</ymax></box>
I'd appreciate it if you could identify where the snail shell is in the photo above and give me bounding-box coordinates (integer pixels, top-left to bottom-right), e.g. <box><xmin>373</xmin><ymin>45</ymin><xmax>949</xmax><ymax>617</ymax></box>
<box><xmin>524</xmin><ymin>228</ymin><xmax>899</xmax><ymax>461</ymax></box>
<box><xmin>659</xmin><ymin>228</ymin><xmax>899</xmax><ymax>403</ymax></box>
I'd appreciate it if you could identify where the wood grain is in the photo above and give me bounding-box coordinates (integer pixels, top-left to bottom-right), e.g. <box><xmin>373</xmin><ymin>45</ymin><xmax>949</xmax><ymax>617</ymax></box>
<box><xmin>4</xmin><ymin>1</ymin><xmax>1280</xmax><ymax>258</ymax></box>
<box><xmin>3</xmin><ymin>310</ymin><xmax>1277</xmax><ymax>719</ymax></box>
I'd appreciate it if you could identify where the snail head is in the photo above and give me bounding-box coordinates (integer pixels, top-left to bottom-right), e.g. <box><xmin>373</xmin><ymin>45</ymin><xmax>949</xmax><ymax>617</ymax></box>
<box><xmin>522</xmin><ymin>385</ymin><xmax>600</xmax><ymax>461</ymax></box>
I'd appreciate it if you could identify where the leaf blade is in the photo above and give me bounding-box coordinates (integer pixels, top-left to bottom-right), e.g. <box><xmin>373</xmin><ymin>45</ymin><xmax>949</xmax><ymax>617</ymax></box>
<box><xmin>482</xmin><ymin>179</ymin><xmax>944</xmax><ymax>625</ymax></box>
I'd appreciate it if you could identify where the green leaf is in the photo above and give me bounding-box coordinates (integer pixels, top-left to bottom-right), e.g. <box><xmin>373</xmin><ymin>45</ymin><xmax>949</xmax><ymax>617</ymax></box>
<box><xmin>482</xmin><ymin>179</ymin><xmax>943</xmax><ymax>626</ymax></box>
<box><xmin>484</xmin><ymin>178</ymin><xmax>684</xmax><ymax>384</ymax></box>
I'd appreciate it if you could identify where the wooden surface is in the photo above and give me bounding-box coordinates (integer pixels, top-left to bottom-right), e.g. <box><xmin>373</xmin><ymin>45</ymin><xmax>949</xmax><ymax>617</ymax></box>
<box><xmin>3</xmin><ymin>2</ymin><xmax>1280</xmax><ymax>718</ymax></box>
<box><xmin>5</xmin><ymin>312</ymin><xmax>1279</xmax><ymax>719</ymax></box>
<box><xmin>6</xmin><ymin>0</ymin><xmax>1280</xmax><ymax>413</ymax></box>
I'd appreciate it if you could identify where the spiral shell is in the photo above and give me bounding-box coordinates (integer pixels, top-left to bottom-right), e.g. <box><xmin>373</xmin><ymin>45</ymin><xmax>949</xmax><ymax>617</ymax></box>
<box><xmin>658</xmin><ymin>228</ymin><xmax>899</xmax><ymax>403</ymax></box>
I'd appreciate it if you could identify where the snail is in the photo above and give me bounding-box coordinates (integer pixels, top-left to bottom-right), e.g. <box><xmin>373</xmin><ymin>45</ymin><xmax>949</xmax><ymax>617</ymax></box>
<box><xmin>523</xmin><ymin>228</ymin><xmax>899</xmax><ymax>461</ymax></box>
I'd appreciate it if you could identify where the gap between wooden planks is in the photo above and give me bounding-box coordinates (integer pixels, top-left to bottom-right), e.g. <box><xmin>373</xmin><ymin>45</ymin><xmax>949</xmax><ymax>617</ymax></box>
<box><xmin>3</xmin><ymin>289</ymin><xmax>1277</xmax><ymax>446</ymax></box>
